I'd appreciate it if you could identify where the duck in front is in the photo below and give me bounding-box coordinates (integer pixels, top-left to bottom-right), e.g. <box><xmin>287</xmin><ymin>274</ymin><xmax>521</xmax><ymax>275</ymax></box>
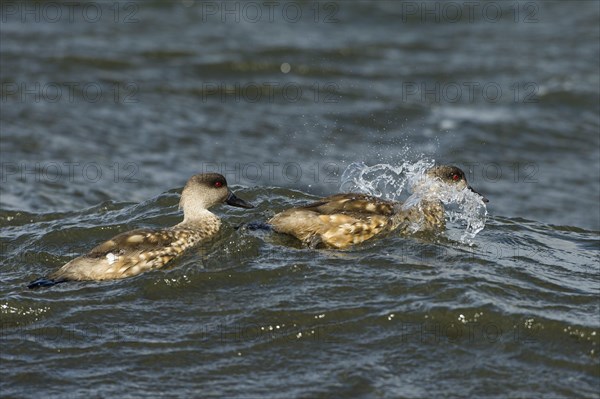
<box><xmin>268</xmin><ymin>165</ymin><xmax>488</xmax><ymax>249</ymax></box>
<box><xmin>28</xmin><ymin>173</ymin><xmax>254</xmax><ymax>288</ymax></box>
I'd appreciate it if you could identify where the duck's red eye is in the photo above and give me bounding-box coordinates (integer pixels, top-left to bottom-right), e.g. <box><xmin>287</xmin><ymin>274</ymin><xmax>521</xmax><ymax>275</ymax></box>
<box><xmin>214</xmin><ymin>181</ymin><xmax>223</xmax><ymax>188</ymax></box>
<box><xmin>452</xmin><ymin>174</ymin><xmax>460</xmax><ymax>181</ymax></box>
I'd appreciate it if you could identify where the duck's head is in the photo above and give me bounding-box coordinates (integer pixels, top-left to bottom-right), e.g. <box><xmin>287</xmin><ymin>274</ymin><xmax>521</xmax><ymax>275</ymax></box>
<box><xmin>179</xmin><ymin>173</ymin><xmax>254</xmax><ymax>218</ymax></box>
<box><xmin>425</xmin><ymin>165</ymin><xmax>489</xmax><ymax>203</ymax></box>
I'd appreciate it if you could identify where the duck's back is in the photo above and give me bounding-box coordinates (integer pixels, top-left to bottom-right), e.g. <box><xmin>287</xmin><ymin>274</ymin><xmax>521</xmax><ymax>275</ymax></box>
<box><xmin>300</xmin><ymin>193</ymin><xmax>396</xmax><ymax>215</ymax></box>
<box><xmin>269</xmin><ymin>194</ymin><xmax>397</xmax><ymax>249</ymax></box>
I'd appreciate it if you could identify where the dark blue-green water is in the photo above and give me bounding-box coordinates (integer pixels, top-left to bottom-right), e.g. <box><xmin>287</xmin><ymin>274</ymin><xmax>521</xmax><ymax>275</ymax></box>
<box><xmin>1</xmin><ymin>1</ymin><xmax>599</xmax><ymax>398</ymax></box>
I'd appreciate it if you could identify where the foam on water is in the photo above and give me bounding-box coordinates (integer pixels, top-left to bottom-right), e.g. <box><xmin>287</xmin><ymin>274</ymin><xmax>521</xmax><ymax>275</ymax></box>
<box><xmin>340</xmin><ymin>160</ymin><xmax>488</xmax><ymax>243</ymax></box>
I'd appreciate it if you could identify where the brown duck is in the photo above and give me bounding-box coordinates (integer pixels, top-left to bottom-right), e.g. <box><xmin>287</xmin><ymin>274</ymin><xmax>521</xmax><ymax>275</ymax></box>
<box><xmin>269</xmin><ymin>165</ymin><xmax>488</xmax><ymax>249</ymax></box>
<box><xmin>28</xmin><ymin>173</ymin><xmax>253</xmax><ymax>288</ymax></box>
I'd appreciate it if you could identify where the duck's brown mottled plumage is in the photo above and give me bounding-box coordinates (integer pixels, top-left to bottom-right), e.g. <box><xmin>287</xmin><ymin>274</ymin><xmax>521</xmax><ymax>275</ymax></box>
<box><xmin>269</xmin><ymin>194</ymin><xmax>395</xmax><ymax>248</ymax></box>
<box><xmin>28</xmin><ymin>173</ymin><xmax>253</xmax><ymax>288</ymax></box>
<box><xmin>269</xmin><ymin>165</ymin><xmax>487</xmax><ymax>249</ymax></box>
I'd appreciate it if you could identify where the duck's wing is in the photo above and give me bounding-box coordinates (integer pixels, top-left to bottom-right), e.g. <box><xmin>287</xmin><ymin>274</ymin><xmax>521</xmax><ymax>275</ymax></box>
<box><xmin>50</xmin><ymin>228</ymin><xmax>201</xmax><ymax>281</ymax></box>
<box><xmin>270</xmin><ymin>209</ymin><xmax>392</xmax><ymax>249</ymax></box>
<box><xmin>269</xmin><ymin>194</ymin><xmax>398</xmax><ymax>249</ymax></box>
<box><xmin>87</xmin><ymin>228</ymin><xmax>192</xmax><ymax>256</ymax></box>
<box><xmin>300</xmin><ymin>193</ymin><xmax>396</xmax><ymax>216</ymax></box>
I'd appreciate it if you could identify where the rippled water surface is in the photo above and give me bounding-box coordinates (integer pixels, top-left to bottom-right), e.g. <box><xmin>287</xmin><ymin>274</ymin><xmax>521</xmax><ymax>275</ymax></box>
<box><xmin>1</xmin><ymin>1</ymin><xmax>599</xmax><ymax>398</ymax></box>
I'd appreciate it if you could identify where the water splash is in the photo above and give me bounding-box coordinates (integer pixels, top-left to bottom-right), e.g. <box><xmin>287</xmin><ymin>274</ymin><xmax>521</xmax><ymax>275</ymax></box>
<box><xmin>340</xmin><ymin>159</ymin><xmax>434</xmax><ymax>200</ymax></box>
<box><xmin>340</xmin><ymin>160</ymin><xmax>488</xmax><ymax>243</ymax></box>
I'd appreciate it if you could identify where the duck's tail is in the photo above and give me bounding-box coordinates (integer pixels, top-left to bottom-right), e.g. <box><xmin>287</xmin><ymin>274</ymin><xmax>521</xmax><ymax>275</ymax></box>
<box><xmin>27</xmin><ymin>277</ymin><xmax>67</xmax><ymax>289</ymax></box>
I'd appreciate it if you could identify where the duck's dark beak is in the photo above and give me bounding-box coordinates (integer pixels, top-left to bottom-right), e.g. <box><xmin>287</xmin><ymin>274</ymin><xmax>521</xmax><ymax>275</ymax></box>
<box><xmin>225</xmin><ymin>191</ymin><xmax>254</xmax><ymax>209</ymax></box>
<box><xmin>468</xmin><ymin>185</ymin><xmax>489</xmax><ymax>203</ymax></box>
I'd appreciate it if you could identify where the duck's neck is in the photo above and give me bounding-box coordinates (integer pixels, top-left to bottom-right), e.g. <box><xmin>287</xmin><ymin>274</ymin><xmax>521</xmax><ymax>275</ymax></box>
<box><xmin>177</xmin><ymin>209</ymin><xmax>221</xmax><ymax>229</ymax></box>
<box><xmin>392</xmin><ymin>199</ymin><xmax>445</xmax><ymax>232</ymax></box>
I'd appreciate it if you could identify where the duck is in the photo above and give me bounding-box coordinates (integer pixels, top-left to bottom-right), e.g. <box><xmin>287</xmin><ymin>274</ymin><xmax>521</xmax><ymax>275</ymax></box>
<box><xmin>268</xmin><ymin>165</ymin><xmax>488</xmax><ymax>249</ymax></box>
<box><xmin>28</xmin><ymin>173</ymin><xmax>254</xmax><ymax>288</ymax></box>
